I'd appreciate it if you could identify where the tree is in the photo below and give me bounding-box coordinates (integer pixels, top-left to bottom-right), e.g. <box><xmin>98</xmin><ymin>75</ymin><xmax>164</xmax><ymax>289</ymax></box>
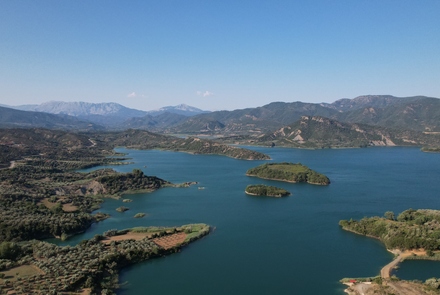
<box><xmin>384</xmin><ymin>211</ymin><xmax>395</xmax><ymax>221</ymax></box>
<box><xmin>0</xmin><ymin>242</ymin><xmax>21</xmax><ymax>260</ymax></box>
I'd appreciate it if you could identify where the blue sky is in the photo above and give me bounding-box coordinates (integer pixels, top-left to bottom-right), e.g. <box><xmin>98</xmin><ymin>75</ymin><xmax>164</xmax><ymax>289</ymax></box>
<box><xmin>1</xmin><ymin>1</ymin><xmax>439</xmax><ymax>111</ymax></box>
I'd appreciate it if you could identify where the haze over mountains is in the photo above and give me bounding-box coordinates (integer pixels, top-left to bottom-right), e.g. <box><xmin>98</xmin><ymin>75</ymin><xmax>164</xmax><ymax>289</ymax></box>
<box><xmin>7</xmin><ymin>101</ymin><xmax>208</xmax><ymax>128</ymax></box>
<box><xmin>1</xmin><ymin>95</ymin><xmax>440</xmax><ymax>147</ymax></box>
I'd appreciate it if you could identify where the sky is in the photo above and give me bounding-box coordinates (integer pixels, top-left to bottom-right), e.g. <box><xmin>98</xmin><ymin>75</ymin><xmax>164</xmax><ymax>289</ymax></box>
<box><xmin>1</xmin><ymin>0</ymin><xmax>439</xmax><ymax>111</ymax></box>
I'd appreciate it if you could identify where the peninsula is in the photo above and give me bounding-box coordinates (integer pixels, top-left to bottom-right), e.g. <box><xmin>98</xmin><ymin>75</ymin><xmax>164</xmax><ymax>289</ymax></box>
<box><xmin>0</xmin><ymin>224</ymin><xmax>210</xmax><ymax>294</ymax></box>
<box><xmin>245</xmin><ymin>184</ymin><xmax>290</xmax><ymax>197</ymax></box>
<box><xmin>246</xmin><ymin>162</ymin><xmax>330</xmax><ymax>185</ymax></box>
<box><xmin>339</xmin><ymin>209</ymin><xmax>440</xmax><ymax>295</ymax></box>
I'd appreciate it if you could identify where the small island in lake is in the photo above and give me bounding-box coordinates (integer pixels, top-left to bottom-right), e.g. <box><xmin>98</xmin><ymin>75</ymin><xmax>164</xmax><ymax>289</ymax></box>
<box><xmin>339</xmin><ymin>209</ymin><xmax>440</xmax><ymax>295</ymax></box>
<box><xmin>245</xmin><ymin>184</ymin><xmax>290</xmax><ymax>197</ymax></box>
<box><xmin>246</xmin><ymin>162</ymin><xmax>330</xmax><ymax>185</ymax></box>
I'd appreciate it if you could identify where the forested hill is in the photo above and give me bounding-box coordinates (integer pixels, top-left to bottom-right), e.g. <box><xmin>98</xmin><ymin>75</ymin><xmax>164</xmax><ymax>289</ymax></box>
<box><xmin>340</xmin><ymin>209</ymin><xmax>440</xmax><ymax>251</ymax></box>
<box><xmin>0</xmin><ymin>128</ymin><xmax>270</xmax><ymax>168</ymax></box>
<box><xmin>91</xmin><ymin>129</ymin><xmax>270</xmax><ymax>160</ymax></box>
<box><xmin>256</xmin><ymin>116</ymin><xmax>440</xmax><ymax>148</ymax></box>
<box><xmin>167</xmin><ymin>95</ymin><xmax>440</xmax><ymax>136</ymax></box>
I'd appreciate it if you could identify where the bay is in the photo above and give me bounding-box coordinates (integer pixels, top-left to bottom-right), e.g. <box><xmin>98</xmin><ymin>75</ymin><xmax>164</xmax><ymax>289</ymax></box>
<box><xmin>56</xmin><ymin>146</ymin><xmax>440</xmax><ymax>294</ymax></box>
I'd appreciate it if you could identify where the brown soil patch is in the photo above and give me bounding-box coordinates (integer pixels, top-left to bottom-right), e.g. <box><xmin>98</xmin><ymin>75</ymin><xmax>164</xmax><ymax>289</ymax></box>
<box><xmin>401</xmin><ymin>249</ymin><xmax>427</xmax><ymax>257</ymax></box>
<box><xmin>101</xmin><ymin>232</ymin><xmax>151</xmax><ymax>244</ymax></box>
<box><xmin>62</xmin><ymin>202</ymin><xmax>78</xmax><ymax>212</ymax></box>
<box><xmin>0</xmin><ymin>264</ymin><xmax>43</xmax><ymax>283</ymax></box>
<box><xmin>153</xmin><ymin>232</ymin><xmax>187</xmax><ymax>250</ymax></box>
<box><xmin>39</xmin><ymin>197</ymin><xmax>79</xmax><ymax>212</ymax></box>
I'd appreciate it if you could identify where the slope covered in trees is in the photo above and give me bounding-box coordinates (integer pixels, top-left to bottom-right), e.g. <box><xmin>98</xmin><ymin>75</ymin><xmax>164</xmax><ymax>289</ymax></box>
<box><xmin>245</xmin><ymin>184</ymin><xmax>290</xmax><ymax>197</ymax></box>
<box><xmin>246</xmin><ymin>162</ymin><xmax>330</xmax><ymax>185</ymax></box>
<box><xmin>340</xmin><ymin>209</ymin><xmax>440</xmax><ymax>250</ymax></box>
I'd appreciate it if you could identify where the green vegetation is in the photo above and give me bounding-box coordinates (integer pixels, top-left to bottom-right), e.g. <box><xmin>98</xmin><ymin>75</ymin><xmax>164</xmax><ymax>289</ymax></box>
<box><xmin>0</xmin><ymin>166</ymin><xmax>168</xmax><ymax>241</ymax></box>
<box><xmin>116</xmin><ymin>206</ymin><xmax>129</xmax><ymax>213</ymax></box>
<box><xmin>246</xmin><ymin>162</ymin><xmax>330</xmax><ymax>185</ymax></box>
<box><xmin>256</xmin><ymin>116</ymin><xmax>440</xmax><ymax>149</ymax></box>
<box><xmin>339</xmin><ymin>209</ymin><xmax>440</xmax><ymax>250</ymax></box>
<box><xmin>0</xmin><ymin>224</ymin><xmax>210</xmax><ymax>294</ymax></box>
<box><xmin>422</xmin><ymin>147</ymin><xmax>440</xmax><ymax>153</ymax></box>
<box><xmin>245</xmin><ymin>184</ymin><xmax>290</xmax><ymax>197</ymax></box>
<box><xmin>92</xmin><ymin>129</ymin><xmax>270</xmax><ymax>160</ymax></box>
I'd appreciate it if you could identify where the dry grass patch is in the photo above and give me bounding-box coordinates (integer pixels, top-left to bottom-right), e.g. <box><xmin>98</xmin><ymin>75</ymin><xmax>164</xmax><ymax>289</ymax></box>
<box><xmin>39</xmin><ymin>197</ymin><xmax>79</xmax><ymax>212</ymax></box>
<box><xmin>0</xmin><ymin>264</ymin><xmax>43</xmax><ymax>282</ymax></box>
<box><xmin>101</xmin><ymin>232</ymin><xmax>151</xmax><ymax>244</ymax></box>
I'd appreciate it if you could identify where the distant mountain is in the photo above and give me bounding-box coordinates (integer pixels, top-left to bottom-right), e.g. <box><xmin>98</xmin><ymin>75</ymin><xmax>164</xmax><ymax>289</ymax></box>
<box><xmin>168</xmin><ymin>101</ymin><xmax>340</xmax><ymax>135</ymax></box>
<box><xmin>11</xmin><ymin>101</ymin><xmax>208</xmax><ymax>128</ymax></box>
<box><xmin>4</xmin><ymin>95</ymin><xmax>440</xmax><ymax>135</ymax></box>
<box><xmin>332</xmin><ymin>96</ymin><xmax>440</xmax><ymax>132</ymax></box>
<box><xmin>146</xmin><ymin>104</ymin><xmax>210</xmax><ymax>117</ymax></box>
<box><xmin>256</xmin><ymin>116</ymin><xmax>440</xmax><ymax>148</ymax></box>
<box><xmin>15</xmin><ymin>101</ymin><xmax>147</xmax><ymax>117</ymax></box>
<box><xmin>323</xmin><ymin>95</ymin><xmax>402</xmax><ymax>111</ymax></box>
<box><xmin>121</xmin><ymin>112</ymin><xmax>188</xmax><ymax>131</ymax></box>
<box><xmin>167</xmin><ymin>95</ymin><xmax>440</xmax><ymax>135</ymax></box>
<box><xmin>12</xmin><ymin>101</ymin><xmax>148</xmax><ymax>128</ymax></box>
<box><xmin>0</xmin><ymin>106</ymin><xmax>104</xmax><ymax>131</ymax></box>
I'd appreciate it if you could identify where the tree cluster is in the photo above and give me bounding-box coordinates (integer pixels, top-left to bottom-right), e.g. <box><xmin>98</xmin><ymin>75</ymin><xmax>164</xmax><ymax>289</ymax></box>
<box><xmin>339</xmin><ymin>209</ymin><xmax>440</xmax><ymax>250</ymax></box>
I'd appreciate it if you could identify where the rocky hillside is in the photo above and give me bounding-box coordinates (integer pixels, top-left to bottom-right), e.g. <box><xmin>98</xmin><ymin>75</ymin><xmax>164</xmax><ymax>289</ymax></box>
<box><xmin>166</xmin><ymin>95</ymin><xmax>440</xmax><ymax>136</ymax></box>
<box><xmin>256</xmin><ymin>116</ymin><xmax>440</xmax><ymax>148</ymax></box>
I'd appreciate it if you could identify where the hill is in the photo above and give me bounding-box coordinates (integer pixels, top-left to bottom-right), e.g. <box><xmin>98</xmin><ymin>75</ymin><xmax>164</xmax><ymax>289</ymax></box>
<box><xmin>255</xmin><ymin>116</ymin><xmax>440</xmax><ymax>148</ymax></box>
<box><xmin>340</xmin><ymin>209</ymin><xmax>440</xmax><ymax>251</ymax></box>
<box><xmin>168</xmin><ymin>101</ymin><xmax>339</xmax><ymax>135</ymax></box>
<box><xmin>333</xmin><ymin>96</ymin><xmax>440</xmax><ymax>132</ymax></box>
<box><xmin>0</xmin><ymin>106</ymin><xmax>103</xmax><ymax>131</ymax></box>
<box><xmin>91</xmin><ymin>129</ymin><xmax>270</xmax><ymax>160</ymax></box>
<box><xmin>324</xmin><ymin>95</ymin><xmax>405</xmax><ymax>111</ymax></box>
<box><xmin>168</xmin><ymin>95</ymin><xmax>440</xmax><ymax>136</ymax></box>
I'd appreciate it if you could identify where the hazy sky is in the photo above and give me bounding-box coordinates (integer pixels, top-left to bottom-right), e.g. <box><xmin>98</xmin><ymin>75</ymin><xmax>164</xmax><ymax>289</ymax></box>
<box><xmin>1</xmin><ymin>1</ymin><xmax>439</xmax><ymax>111</ymax></box>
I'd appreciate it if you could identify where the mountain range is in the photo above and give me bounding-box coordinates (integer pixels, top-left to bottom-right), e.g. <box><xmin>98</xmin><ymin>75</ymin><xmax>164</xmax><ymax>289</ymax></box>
<box><xmin>0</xmin><ymin>105</ymin><xmax>103</xmax><ymax>131</ymax></box>
<box><xmin>167</xmin><ymin>95</ymin><xmax>440</xmax><ymax>135</ymax></box>
<box><xmin>8</xmin><ymin>101</ymin><xmax>208</xmax><ymax>128</ymax></box>
<box><xmin>1</xmin><ymin>95</ymin><xmax>440</xmax><ymax>148</ymax></box>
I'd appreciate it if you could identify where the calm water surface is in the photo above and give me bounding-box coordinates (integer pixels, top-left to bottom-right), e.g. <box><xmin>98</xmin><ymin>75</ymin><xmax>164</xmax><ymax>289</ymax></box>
<box><xmin>56</xmin><ymin>147</ymin><xmax>440</xmax><ymax>294</ymax></box>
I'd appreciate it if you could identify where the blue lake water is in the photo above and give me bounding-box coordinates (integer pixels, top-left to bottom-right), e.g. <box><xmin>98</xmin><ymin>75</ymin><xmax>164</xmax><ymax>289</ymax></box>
<box><xmin>55</xmin><ymin>146</ymin><xmax>440</xmax><ymax>294</ymax></box>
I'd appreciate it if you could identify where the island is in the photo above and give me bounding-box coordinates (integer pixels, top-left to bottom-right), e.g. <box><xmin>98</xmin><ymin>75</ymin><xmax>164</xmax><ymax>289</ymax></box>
<box><xmin>246</xmin><ymin>162</ymin><xmax>330</xmax><ymax>185</ymax></box>
<box><xmin>339</xmin><ymin>209</ymin><xmax>440</xmax><ymax>295</ymax></box>
<box><xmin>0</xmin><ymin>224</ymin><xmax>210</xmax><ymax>294</ymax></box>
<box><xmin>245</xmin><ymin>184</ymin><xmax>290</xmax><ymax>197</ymax></box>
<box><xmin>422</xmin><ymin>146</ymin><xmax>440</xmax><ymax>153</ymax></box>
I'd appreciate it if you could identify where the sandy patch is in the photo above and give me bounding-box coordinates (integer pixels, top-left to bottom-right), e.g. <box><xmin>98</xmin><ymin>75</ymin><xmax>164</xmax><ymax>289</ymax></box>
<box><xmin>381</xmin><ymin>249</ymin><xmax>428</xmax><ymax>279</ymax></box>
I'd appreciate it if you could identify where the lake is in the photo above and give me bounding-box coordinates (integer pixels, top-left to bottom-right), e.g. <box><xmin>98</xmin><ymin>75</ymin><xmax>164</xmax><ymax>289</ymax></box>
<box><xmin>56</xmin><ymin>146</ymin><xmax>440</xmax><ymax>294</ymax></box>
